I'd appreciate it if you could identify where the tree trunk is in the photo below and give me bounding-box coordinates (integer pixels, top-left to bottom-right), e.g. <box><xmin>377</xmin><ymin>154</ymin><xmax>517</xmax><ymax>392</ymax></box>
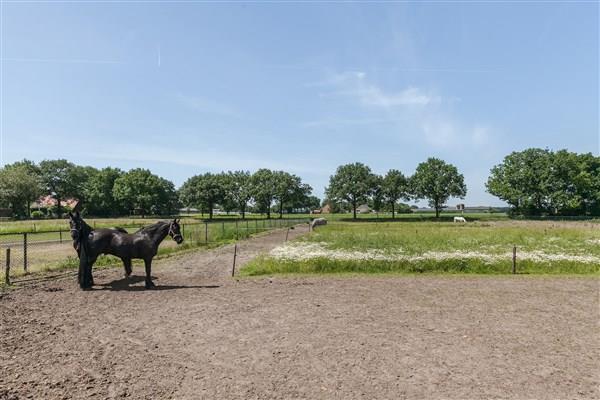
<box><xmin>209</xmin><ymin>203</ymin><xmax>214</xmax><ymax>220</ymax></box>
<box><xmin>435</xmin><ymin>206</ymin><xmax>440</xmax><ymax>218</ymax></box>
<box><xmin>392</xmin><ymin>202</ymin><xmax>395</xmax><ymax>219</ymax></box>
<box><xmin>279</xmin><ymin>202</ymin><xmax>283</xmax><ymax>219</ymax></box>
<box><xmin>241</xmin><ymin>205</ymin><xmax>246</xmax><ymax>219</ymax></box>
<box><xmin>353</xmin><ymin>200</ymin><xmax>357</xmax><ymax>219</ymax></box>
<box><xmin>56</xmin><ymin>195</ymin><xmax>62</xmax><ymax>218</ymax></box>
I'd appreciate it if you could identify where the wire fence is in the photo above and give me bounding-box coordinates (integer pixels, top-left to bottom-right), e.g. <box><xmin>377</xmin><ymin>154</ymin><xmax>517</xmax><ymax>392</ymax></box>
<box><xmin>1</xmin><ymin>218</ymin><xmax>309</xmax><ymax>284</ymax></box>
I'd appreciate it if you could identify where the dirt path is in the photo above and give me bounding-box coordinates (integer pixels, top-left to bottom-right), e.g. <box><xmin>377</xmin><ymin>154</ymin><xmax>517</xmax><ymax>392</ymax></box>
<box><xmin>1</xmin><ymin>225</ymin><xmax>599</xmax><ymax>399</ymax></box>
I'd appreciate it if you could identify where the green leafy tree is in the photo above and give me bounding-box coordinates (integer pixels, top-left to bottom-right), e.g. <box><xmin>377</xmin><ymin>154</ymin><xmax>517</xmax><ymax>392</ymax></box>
<box><xmin>487</xmin><ymin>148</ymin><xmax>600</xmax><ymax>216</ymax></box>
<box><xmin>39</xmin><ymin>159</ymin><xmax>89</xmax><ymax>217</ymax></box>
<box><xmin>223</xmin><ymin>171</ymin><xmax>252</xmax><ymax>219</ymax></box>
<box><xmin>326</xmin><ymin>162</ymin><xmax>377</xmax><ymax>219</ymax></box>
<box><xmin>251</xmin><ymin>169</ymin><xmax>277</xmax><ymax>219</ymax></box>
<box><xmin>273</xmin><ymin>171</ymin><xmax>312</xmax><ymax>218</ymax></box>
<box><xmin>113</xmin><ymin>168</ymin><xmax>178</xmax><ymax>217</ymax></box>
<box><xmin>486</xmin><ymin>148</ymin><xmax>552</xmax><ymax>215</ymax></box>
<box><xmin>83</xmin><ymin>167</ymin><xmax>125</xmax><ymax>216</ymax></box>
<box><xmin>302</xmin><ymin>195</ymin><xmax>321</xmax><ymax>212</ymax></box>
<box><xmin>369</xmin><ymin>175</ymin><xmax>384</xmax><ymax>213</ymax></box>
<box><xmin>411</xmin><ymin>158</ymin><xmax>467</xmax><ymax>218</ymax></box>
<box><xmin>382</xmin><ymin>169</ymin><xmax>410</xmax><ymax>218</ymax></box>
<box><xmin>179</xmin><ymin>173</ymin><xmax>225</xmax><ymax>219</ymax></box>
<box><xmin>0</xmin><ymin>161</ymin><xmax>43</xmax><ymax>217</ymax></box>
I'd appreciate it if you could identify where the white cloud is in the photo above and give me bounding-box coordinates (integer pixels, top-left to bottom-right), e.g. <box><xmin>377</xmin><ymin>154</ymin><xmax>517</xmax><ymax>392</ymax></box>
<box><xmin>322</xmin><ymin>71</ymin><xmax>441</xmax><ymax>108</ymax></box>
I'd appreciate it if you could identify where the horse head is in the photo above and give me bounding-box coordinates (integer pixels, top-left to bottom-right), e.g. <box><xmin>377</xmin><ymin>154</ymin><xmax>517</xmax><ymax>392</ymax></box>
<box><xmin>168</xmin><ymin>219</ymin><xmax>184</xmax><ymax>244</ymax></box>
<box><xmin>68</xmin><ymin>211</ymin><xmax>83</xmax><ymax>241</ymax></box>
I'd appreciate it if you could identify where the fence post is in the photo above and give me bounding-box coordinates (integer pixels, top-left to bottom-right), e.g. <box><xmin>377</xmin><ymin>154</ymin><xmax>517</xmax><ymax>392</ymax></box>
<box><xmin>4</xmin><ymin>248</ymin><xmax>10</xmax><ymax>285</ymax></box>
<box><xmin>182</xmin><ymin>223</ymin><xmax>185</xmax><ymax>239</ymax></box>
<box><xmin>235</xmin><ymin>220</ymin><xmax>239</xmax><ymax>240</ymax></box>
<box><xmin>23</xmin><ymin>233</ymin><xmax>28</xmax><ymax>273</ymax></box>
<box><xmin>59</xmin><ymin>229</ymin><xmax>63</xmax><ymax>243</ymax></box>
<box><xmin>205</xmin><ymin>222</ymin><xmax>208</xmax><ymax>244</ymax></box>
<box><xmin>512</xmin><ymin>246</ymin><xmax>517</xmax><ymax>274</ymax></box>
<box><xmin>232</xmin><ymin>244</ymin><xmax>237</xmax><ymax>277</ymax></box>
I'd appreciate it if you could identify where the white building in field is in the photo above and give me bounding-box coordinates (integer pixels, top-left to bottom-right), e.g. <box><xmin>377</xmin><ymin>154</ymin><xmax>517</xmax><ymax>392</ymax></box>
<box><xmin>356</xmin><ymin>204</ymin><xmax>371</xmax><ymax>214</ymax></box>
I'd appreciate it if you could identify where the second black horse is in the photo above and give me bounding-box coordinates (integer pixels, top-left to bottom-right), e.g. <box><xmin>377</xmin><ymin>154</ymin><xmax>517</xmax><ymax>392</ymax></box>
<box><xmin>69</xmin><ymin>212</ymin><xmax>184</xmax><ymax>289</ymax></box>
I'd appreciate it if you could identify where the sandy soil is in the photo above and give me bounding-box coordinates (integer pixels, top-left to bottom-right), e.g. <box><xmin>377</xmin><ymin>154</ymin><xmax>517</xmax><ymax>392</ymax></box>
<box><xmin>1</xmin><ymin>224</ymin><xmax>598</xmax><ymax>400</ymax></box>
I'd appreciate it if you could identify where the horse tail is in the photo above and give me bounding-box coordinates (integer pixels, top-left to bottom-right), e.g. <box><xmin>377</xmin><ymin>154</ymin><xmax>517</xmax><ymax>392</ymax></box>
<box><xmin>79</xmin><ymin>238</ymin><xmax>92</xmax><ymax>289</ymax></box>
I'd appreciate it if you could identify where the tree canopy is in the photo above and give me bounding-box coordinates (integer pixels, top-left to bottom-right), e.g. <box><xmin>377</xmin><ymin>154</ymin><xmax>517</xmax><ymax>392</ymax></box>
<box><xmin>382</xmin><ymin>169</ymin><xmax>410</xmax><ymax>218</ymax></box>
<box><xmin>113</xmin><ymin>168</ymin><xmax>179</xmax><ymax>217</ymax></box>
<box><xmin>0</xmin><ymin>161</ymin><xmax>43</xmax><ymax>217</ymax></box>
<box><xmin>487</xmin><ymin>148</ymin><xmax>600</xmax><ymax>216</ymax></box>
<box><xmin>411</xmin><ymin>158</ymin><xmax>467</xmax><ymax>218</ymax></box>
<box><xmin>326</xmin><ymin>162</ymin><xmax>377</xmax><ymax>219</ymax></box>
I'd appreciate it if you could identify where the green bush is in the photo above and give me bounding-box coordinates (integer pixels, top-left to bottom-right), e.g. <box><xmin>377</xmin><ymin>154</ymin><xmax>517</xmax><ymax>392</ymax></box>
<box><xmin>31</xmin><ymin>210</ymin><xmax>45</xmax><ymax>219</ymax></box>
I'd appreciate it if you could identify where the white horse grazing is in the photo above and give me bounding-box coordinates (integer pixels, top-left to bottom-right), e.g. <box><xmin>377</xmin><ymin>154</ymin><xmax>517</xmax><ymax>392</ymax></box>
<box><xmin>311</xmin><ymin>218</ymin><xmax>327</xmax><ymax>229</ymax></box>
<box><xmin>453</xmin><ymin>216</ymin><xmax>467</xmax><ymax>223</ymax></box>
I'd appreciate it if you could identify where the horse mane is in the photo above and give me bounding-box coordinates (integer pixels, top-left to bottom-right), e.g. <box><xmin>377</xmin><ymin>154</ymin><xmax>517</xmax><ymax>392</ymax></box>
<box><xmin>135</xmin><ymin>221</ymin><xmax>169</xmax><ymax>235</ymax></box>
<box><xmin>113</xmin><ymin>227</ymin><xmax>128</xmax><ymax>234</ymax></box>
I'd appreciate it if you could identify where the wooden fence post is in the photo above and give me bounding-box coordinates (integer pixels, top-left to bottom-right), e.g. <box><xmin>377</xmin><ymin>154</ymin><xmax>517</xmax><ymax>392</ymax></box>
<box><xmin>4</xmin><ymin>248</ymin><xmax>10</xmax><ymax>285</ymax></box>
<box><xmin>23</xmin><ymin>233</ymin><xmax>28</xmax><ymax>273</ymax></box>
<box><xmin>232</xmin><ymin>244</ymin><xmax>237</xmax><ymax>277</ymax></box>
<box><xmin>285</xmin><ymin>227</ymin><xmax>290</xmax><ymax>242</ymax></box>
<box><xmin>512</xmin><ymin>246</ymin><xmax>517</xmax><ymax>274</ymax></box>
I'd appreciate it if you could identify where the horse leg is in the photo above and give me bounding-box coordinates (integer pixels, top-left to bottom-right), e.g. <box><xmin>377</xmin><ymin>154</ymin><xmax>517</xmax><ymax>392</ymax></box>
<box><xmin>122</xmin><ymin>258</ymin><xmax>132</xmax><ymax>277</ymax></box>
<box><xmin>144</xmin><ymin>258</ymin><xmax>155</xmax><ymax>289</ymax></box>
<box><xmin>78</xmin><ymin>258</ymin><xmax>84</xmax><ymax>288</ymax></box>
<box><xmin>88</xmin><ymin>257</ymin><xmax>96</xmax><ymax>287</ymax></box>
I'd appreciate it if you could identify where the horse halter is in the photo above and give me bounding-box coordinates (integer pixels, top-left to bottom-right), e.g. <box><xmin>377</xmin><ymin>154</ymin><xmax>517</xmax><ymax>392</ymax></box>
<box><xmin>168</xmin><ymin>222</ymin><xmax>183</xmax><ymax>242</ymax></box>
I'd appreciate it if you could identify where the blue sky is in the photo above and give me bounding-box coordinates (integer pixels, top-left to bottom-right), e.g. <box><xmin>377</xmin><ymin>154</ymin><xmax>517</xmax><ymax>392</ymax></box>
<box><xmin>1</xmin><ymin>2</ymin><xmax>598</xmax><ymax>206</ymax></box>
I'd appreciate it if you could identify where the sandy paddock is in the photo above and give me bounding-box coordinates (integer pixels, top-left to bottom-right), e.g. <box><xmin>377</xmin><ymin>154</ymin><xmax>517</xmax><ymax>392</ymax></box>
<box><xmin>1</xmin><ymin>225</ymin><xmax>598</xmax><ymax>399</ymax></box>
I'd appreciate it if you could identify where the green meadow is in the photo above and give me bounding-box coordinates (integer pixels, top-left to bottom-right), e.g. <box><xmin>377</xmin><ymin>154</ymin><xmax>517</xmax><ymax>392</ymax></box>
<box><xmin>243</xmin><ymin>220</ymin><xmax>600</xmax><ymax>276</ymax></box>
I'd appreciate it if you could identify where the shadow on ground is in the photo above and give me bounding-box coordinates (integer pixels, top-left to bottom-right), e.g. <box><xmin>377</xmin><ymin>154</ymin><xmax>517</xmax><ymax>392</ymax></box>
<box><xmin>95</xmin><ymin>276</ymin><xmax>220</xmax><ymax>291</ymax></box>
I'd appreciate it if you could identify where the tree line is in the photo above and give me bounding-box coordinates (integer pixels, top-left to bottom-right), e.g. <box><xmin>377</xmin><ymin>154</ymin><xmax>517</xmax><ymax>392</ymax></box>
<box><xmin>0</xmin><ymin>159</ymin><xmax>318</xmax><ymax>219</ymax></box>
<box><xmin>0</xmin><ymin>148</ymin><xmax>597</xmax><ymax>220</ymax></box>
<box><xmin>179</xmin><ymin>169</ymin><xmax>318</xmax><ymax>219</ymax></box>
<box><xmin>487</xmin><ymin>148</ymin><xmax>600</xmax><ymax>216</ymax></box>
<box><xmin>325</xmin><ymin>158</ymin><xmax>467</xmax><ymax>218</ymax></box>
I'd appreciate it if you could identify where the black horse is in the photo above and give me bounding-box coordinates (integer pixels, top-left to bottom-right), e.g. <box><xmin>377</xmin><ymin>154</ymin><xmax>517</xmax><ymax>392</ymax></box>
<box><xmin>68</xmin><ymin>212</ymin><xmax>184</xmax><ymax>289</ymax></box>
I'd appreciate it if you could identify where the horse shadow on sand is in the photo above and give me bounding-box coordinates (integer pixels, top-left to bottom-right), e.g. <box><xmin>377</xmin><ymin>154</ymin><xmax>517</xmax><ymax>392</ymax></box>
<box><xmin>94</xmin><ymin>275</ymin><xmax>220</xmax><ymax>292</ymax></box>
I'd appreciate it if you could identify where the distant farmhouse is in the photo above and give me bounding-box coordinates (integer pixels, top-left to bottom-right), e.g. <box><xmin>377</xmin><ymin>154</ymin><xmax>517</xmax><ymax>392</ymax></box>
<box><xmin>31</xmin><ymin>195</ymin><xmax>78</xmax><ymax>211</ymax></box>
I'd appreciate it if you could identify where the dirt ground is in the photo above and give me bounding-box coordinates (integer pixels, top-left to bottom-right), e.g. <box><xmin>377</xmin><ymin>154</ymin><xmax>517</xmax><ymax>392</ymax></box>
<box><xmin>1</xmin><ymin>225</ymin><xmax>598</xmax><ymax>400</ymax></box>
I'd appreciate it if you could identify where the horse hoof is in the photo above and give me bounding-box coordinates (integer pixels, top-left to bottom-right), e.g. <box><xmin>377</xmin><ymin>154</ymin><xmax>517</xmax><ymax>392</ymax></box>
<box><xmin>145</xmin><ymin>281</ymin><xmax>156</xmax><ymax>289</ymax></box>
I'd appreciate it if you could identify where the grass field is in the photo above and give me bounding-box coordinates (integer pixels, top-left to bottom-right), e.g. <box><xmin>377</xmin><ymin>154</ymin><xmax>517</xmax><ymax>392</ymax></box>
<box><xmin>243</xmin><ymin>220</ymin><xmax>600</xmax><ymax>275</ymax></box>
<box><xmin>0</xmin><ymin>212</ymin><xmax>509</xmax><ymax>234</ymax></box>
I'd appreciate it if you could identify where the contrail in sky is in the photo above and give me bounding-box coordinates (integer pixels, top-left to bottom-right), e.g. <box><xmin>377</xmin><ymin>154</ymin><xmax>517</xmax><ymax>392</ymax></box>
<box><xmin>1</xmin><ymin>57</ymin><xmax>121</xmax><ymax>64</ymax></box>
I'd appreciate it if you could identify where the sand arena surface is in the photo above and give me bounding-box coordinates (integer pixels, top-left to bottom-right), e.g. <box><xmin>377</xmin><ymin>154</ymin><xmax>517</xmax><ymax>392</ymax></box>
<box><xmin>1</xmin><ymin>225</ymin><xmax>598</xmax><ymax>399</ymax></box>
